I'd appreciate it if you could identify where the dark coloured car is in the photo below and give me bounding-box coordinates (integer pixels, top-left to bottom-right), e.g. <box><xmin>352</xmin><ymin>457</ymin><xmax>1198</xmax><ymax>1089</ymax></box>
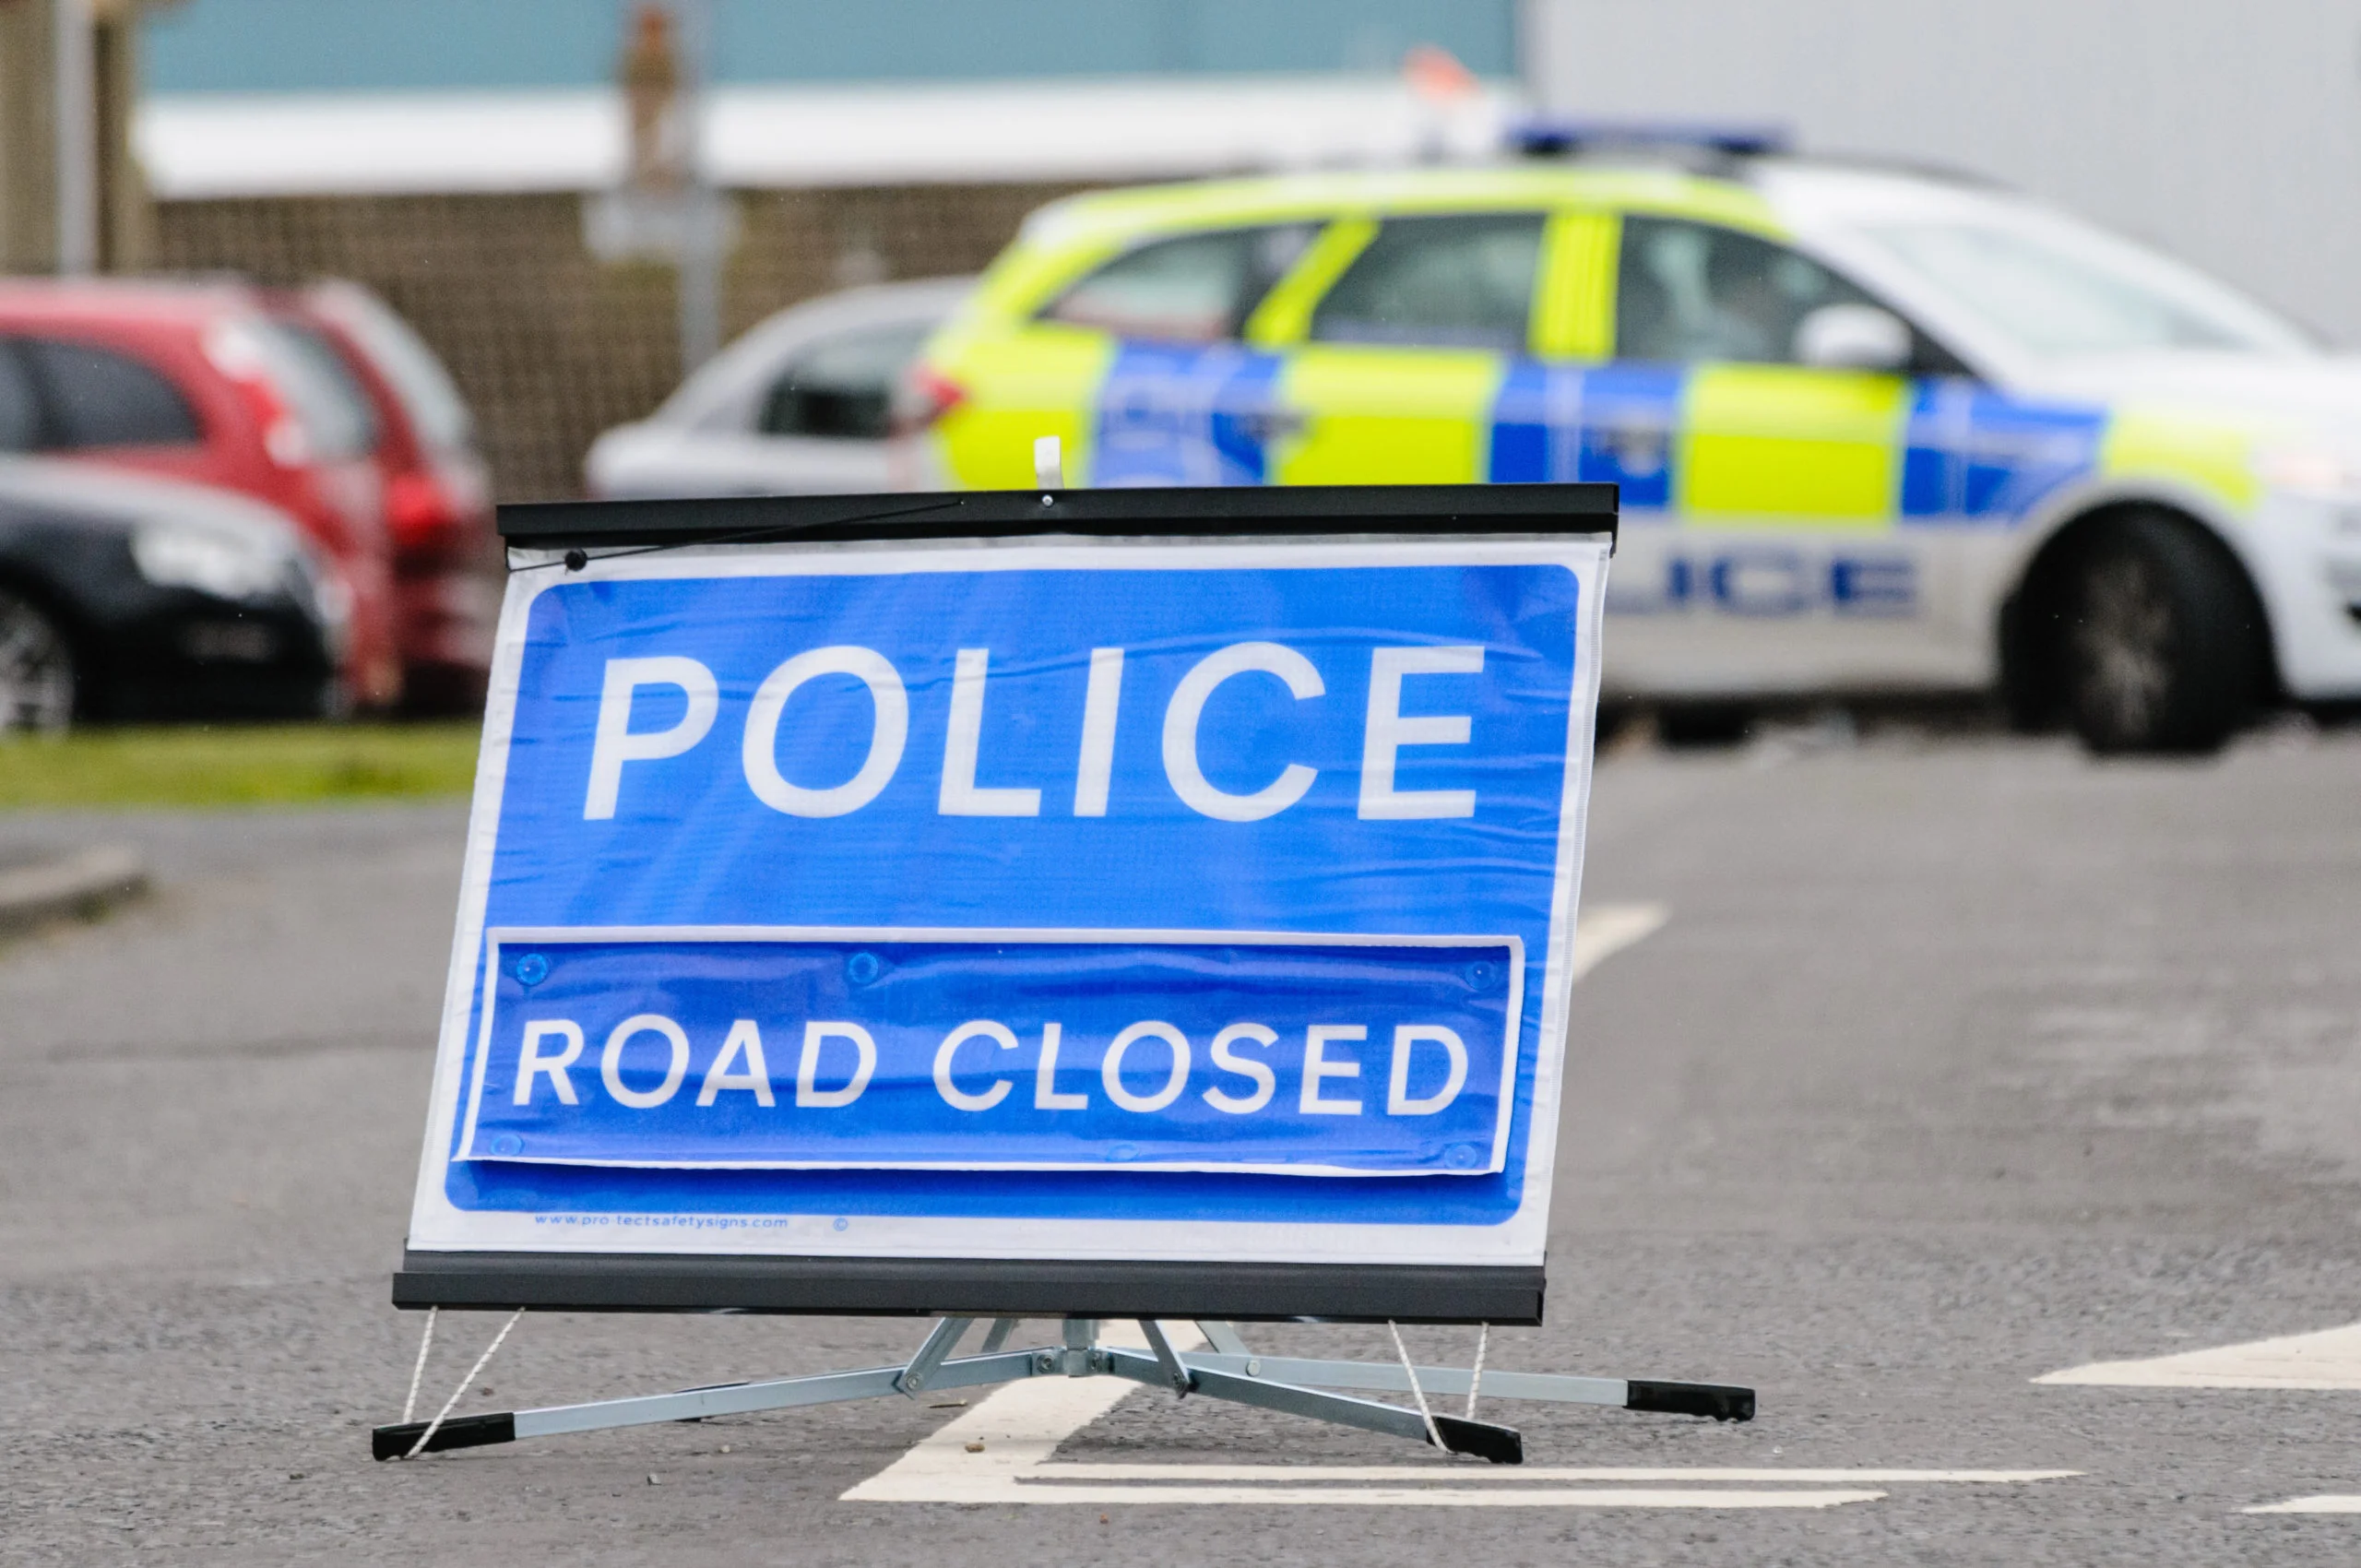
<box><xmin>0</xmin><ymin>278</ymin><xmax>401</xmax><ymax>710</ymax></box>
<box><xmin>0</xmin><ymin>458</ymin><xmax>340</xmax><ymax>731</ymax></box>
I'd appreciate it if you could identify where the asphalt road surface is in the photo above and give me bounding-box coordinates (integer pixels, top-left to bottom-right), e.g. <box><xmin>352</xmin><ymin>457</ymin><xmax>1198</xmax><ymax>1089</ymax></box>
<box><xmin>7</xmin><ymin>725</ymin><xmax>2361</xmax><ymax>1564</ymax></box>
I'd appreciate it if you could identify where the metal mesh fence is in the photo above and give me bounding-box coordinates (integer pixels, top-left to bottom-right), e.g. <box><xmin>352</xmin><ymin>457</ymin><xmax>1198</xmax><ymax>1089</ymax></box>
<box><xmin>154</xmin><ymin>183</ymin><xmax>1091</xmax><ymax>502</ymax></box>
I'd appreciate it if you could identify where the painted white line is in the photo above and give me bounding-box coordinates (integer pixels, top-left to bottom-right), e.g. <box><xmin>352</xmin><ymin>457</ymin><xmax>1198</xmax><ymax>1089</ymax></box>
<box><xmin>845</xmin><ymin>1322</ymin><xmax>1207</xmax><ymax>1504</ymax></box>
<box><xmin>990</xmin><ymin>1484</ymin><xmax>1887</xmax><ymax>1508</ymax></box>
<box><xmin>1031</xmin><ymin>1465</ymin><xmax>2078</xmax><ymax>1484</ymax></box>
<box><xmin>2038</xmin><ymin>1322</ymin><xmax>2361</xmax><ymax>1389</ymax></box>
<box><xmin>844</xmin><ymin>1321</ymin><xmax>2067</xmax><ymax>1510</ymax></box>
<box><xmin>2246</xmin><ymin>1495</ymin><xmax>2361</xmax><ymax>1515</ymax></box>
<box><xmin>1572</xmin><ymin>903</ymin><xmax>1667</xmax><ymax>980</ymax></box>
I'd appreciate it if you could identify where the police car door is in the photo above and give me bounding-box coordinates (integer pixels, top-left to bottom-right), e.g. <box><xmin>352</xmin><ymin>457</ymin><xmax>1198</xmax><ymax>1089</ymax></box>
<box><xmin>1605</xmin><ymin>215</ymin><xmax>1965</xmax><ymax>695</ymax></box>
<box><xmin>1274</xmin><ymin>213</ymin><xmax>1547</xmax><ymax>485</ymax></box>
<box><xmin>1041</xmin><ymin>225</ymin><xmax>1314</xmax><ymax>485</ymax></box>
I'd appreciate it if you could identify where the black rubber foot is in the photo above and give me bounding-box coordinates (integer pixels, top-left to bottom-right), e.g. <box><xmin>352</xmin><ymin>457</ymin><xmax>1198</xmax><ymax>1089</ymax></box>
<box><xmin>1432</xmin><ymin>1413</ymin><xmax>1524</xmax><ymax>1464</ymax></box>
<box><xmin>372</xmin><ymin>1410</ymin><xmax>517</xmax><ymax>1460</ymax></box>
<box><xmin>1625</xmin><ymin>1380</ymin><xmax>1755</xmax><ymax>1422</ymax></box>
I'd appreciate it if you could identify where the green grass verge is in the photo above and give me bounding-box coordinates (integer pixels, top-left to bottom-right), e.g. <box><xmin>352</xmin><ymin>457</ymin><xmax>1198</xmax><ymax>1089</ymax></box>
<box><xmin>0</xmin><ymin>722</ymin><xmax>482</xmax><ymax>809</ymax></box>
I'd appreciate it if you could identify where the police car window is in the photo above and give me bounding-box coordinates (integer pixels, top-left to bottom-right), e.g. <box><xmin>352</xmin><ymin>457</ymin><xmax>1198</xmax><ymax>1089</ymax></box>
<box><xmin>758</xmin><ymin>320</ymin><xmax>934</xmax><ymax>441</ymax></box>
<box><xmin>1617</xmin><ymin>217</ymin><xmax>1878</xmax><ymax>365</ymax></box>
<box><xmin>22</xmin><ymin>338</ymin><xmax>202</xmax><ymax>448</ymax></box>
<box><xmin>0</xmin><ymin>343</ymin><xmax>38</xmax><ymax>452</ymax></box>
<box><xmin>1309</xmin><ymin>214</ymin><xmax>1545</xmax><ymax>352</ymax></box>
<box><xmin>1042</xmin><ymin>225</ymin><xmax>1316</xmax><ymax>343</ymax></box>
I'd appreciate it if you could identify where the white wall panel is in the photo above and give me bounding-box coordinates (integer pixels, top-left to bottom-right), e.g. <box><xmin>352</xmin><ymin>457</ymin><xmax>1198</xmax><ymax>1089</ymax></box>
<box><xmin>1523</xmin><ymin>0</ymin><xmax>2361</xmax><ymax>343</ymax></box>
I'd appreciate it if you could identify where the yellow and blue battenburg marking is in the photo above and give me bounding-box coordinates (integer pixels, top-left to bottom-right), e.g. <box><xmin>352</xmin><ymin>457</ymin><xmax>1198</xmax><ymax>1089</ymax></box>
<box><xmin>1493</xmin><ymin>364</ymin><xmax>2106</xmax><ymax>527</ymax></box>
<box><xmin>1073</xmin><ymin>345</ymin><xmax>2115</xmax><ymax>542</ymax></box>
<box><xmin>1489</xmin><ymin>362</ymin><xmax>1679</xmax><ymax>506</ymax></box>
<box><xmin>1900</xmin><ymin>382</ymin><xmax>2107</xmax><ymax>522</ymax></box>
<box><xmin>1092</xmin><ymin>341</ymin><xmax>1287</xmax><ymax>486</ymax></box>
<box><xmin>928</xmin><ymin>164</ymin><xmax>2285</xmax><ymax>546</ymax></box>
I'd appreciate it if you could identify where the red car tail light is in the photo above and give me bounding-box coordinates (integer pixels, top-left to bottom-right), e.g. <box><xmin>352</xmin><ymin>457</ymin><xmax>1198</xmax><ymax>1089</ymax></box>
<box><xmin>386</xmin><ymin>470</ymin><xmax>457</xmax><ymax>546</ymax></box>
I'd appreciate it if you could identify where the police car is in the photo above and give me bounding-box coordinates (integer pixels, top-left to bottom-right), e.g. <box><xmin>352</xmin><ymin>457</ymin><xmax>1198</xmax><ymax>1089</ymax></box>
<box><xmin>907</xmin><ymin>151</ymin><xmax>2361</xmax><ymax>753</ymax></box>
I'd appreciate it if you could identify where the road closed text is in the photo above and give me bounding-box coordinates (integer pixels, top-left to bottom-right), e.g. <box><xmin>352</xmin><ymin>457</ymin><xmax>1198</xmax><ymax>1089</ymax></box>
<box><xmin>460</xmin><ymin>934</ymin><xmax>1521</xmax><ymax>1175</ymax></box>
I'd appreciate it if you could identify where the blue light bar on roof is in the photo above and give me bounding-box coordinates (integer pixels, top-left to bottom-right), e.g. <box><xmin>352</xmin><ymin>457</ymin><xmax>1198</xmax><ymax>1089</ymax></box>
<box><xmin>1509</xmin><ymin>117</ymin><xmax>1791</xmax><ymax>160</ymax></box>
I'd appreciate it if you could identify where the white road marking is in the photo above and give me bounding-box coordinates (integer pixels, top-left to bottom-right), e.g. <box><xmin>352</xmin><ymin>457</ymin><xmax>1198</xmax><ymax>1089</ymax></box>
<box><xmin>848</xmin><ymin>907</ymin><xmax>2030</xmax><ymax>1512</ymax></box>
<box><xmin>1032</xmin><ymin>1465</ymin><xmax>2078</xmax><ymax>1484</ymax></box>
<box><xmin>1572</xmin><ymin>903</ymin><xmax>1668</xmax><ymax>980</ymax></box>
<box><xmin>2246</xmin><ymin>1495</ymin><xmax>2361</xmax><ymax>1515</ymax></box>
<box><xmin>990</xmin><ymin>1484</ymin><xmax>1889</xmax><ymax>1508</ymax></box>
<box><xmin>2037</xmin><ymin>1321</ymin><xmax>2361</xmax><ymax>1389</ymax></box>
<box><xmin>845</xmin><ymin>1321</ymin><xmax>1204</xmax><ymax>1504</ymax></box>
<box><xmin>844</xmin><ymin>1322</ymin><xmax>2070</xmax><ymax>1510</ymax></box>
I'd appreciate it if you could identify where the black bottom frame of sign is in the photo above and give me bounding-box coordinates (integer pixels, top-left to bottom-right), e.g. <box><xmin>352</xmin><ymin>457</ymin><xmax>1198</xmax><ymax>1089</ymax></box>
<box><xmin>392</xmin><ymin>1252</ymin><xmax>1545</xmax><ymax>1325</ymax></box>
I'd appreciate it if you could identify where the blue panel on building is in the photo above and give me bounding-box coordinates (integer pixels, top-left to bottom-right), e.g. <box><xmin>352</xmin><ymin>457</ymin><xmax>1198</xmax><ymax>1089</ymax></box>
<box><xmin>147</xmin><ymin>0</ymin><xmax>1516</xmax><ymax>95</ymax></box>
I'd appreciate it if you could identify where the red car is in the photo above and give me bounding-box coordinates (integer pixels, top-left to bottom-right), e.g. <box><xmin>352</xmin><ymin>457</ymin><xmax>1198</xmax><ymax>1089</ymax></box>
<box><xmin>0</xmin><ymin>278</ymin><xmax>403</xmax><ymax>707</ymax></box>
<box><xmin>292</xmin><ymin>281</ymin><xmax>498</xmax><ymax>711</ymax></box>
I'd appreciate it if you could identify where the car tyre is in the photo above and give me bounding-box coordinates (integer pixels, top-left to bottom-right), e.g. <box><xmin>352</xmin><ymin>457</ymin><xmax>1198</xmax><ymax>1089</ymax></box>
<box><xmin>2061</xmin><ymin>513</ymin><xmax>2260</xmax><ymax>754</ymax></box>
<box><xmin>0</xmin><ymin>586</ymin><xmax>77</xmax><ymax>733</ymax></box>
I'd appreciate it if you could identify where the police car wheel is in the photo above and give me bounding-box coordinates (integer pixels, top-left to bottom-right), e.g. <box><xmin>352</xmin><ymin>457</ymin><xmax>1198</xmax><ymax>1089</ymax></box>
<box><xmin>0</xmin><ymin>587</ymin><xmax>76</xmax><ymax>734</ymax></box>
<box><xmin>2061</xmin><ymin>515</ymin><xmax>2258</xmax><ymax>754</ymax></box>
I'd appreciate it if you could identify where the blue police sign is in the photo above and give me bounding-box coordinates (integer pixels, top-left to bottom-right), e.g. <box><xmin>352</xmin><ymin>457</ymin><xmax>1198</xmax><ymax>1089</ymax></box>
<box><xmin>404</xmin><ymin>495</ymin><xmax>1612</xmax><ymax>1318</ymax></box>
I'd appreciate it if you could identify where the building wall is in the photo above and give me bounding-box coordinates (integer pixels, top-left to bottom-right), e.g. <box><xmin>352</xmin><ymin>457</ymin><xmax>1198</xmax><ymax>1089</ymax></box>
<box><xmin>155</xmin><ymin>183</ymin><xmax>1086</xmax><ymax>501</ymax></box>
<box><xmin>0</xmin><ymin>0</ymin><xmax>64</xmax><ymax>272</ymax></box>
<box><xmin>144</xmin><ymin>0</ymin><xmax>1515</xmax><ymax>92</ymax></box>
<box><xmin>1521</xmin><ymin>0</ymin><xmax>2361</xmax><ymax>345</ymax></box>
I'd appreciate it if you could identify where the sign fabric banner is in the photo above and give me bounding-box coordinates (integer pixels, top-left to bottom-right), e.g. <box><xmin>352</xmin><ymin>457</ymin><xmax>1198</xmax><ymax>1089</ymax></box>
<box><xmin>409</xmin><ymin>532</ymin><xmax>1609</xmax><ymax>1273</ymax></box>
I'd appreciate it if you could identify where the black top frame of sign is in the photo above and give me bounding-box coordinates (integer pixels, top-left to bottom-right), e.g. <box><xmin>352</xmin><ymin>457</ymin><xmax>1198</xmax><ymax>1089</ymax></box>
<box><xmin>497</xmin><ymin>481</ymin><xmax>1617</xmax><ymax>552</ymax></box>
<box><xmin>404</xmin><ymin>482</ymin><xmax>1613</xmax><ymax>1326</ymax></box>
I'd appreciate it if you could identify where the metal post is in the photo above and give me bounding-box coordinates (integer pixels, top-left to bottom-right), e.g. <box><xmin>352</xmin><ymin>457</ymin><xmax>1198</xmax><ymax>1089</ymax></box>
<box><xmin>671</xmin><ymin>0</ymin><xmax>722</xmax><ymax>374</ymax></box>
<box><xmin>51</xmin><ymin>0</ymin><xmax>95</xmax><ymax>275</ymax></box>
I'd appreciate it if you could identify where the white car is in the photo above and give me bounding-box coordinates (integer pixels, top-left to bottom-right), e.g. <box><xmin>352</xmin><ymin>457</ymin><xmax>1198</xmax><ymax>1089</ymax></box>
<box><xmin>585</xmin><ymin>278</ymin><xmax>971</xmax><ymax>500</ymax></box>
<box><xmin>913</xmin><ymin>154</ymin><xmax>2361</xmax><ymax>751</ymax></box>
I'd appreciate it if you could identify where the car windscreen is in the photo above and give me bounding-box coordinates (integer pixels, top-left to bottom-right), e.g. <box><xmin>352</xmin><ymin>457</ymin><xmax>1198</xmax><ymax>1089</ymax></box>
<box><xmin>1857</xmin><ymin>220</ymin><xmax>2315</xmax><ymax>358</ymax></box>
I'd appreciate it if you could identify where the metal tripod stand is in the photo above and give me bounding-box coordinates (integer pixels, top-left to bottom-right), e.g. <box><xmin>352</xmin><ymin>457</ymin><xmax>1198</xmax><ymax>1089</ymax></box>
<box><xmin>374</xmin><ymin>1315</ymin><xmax>1753</xmax><ymax>1465</ymax></box>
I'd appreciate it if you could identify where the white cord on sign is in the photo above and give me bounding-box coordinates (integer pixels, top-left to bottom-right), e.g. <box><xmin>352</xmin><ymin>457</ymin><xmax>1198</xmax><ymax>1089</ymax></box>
<box><xmin>1465</xmin><ymin>1322</ymin><xmax>1489</xmax><ymax>1420</ymax></box>
<box><xmin>1387</xmin><ymin>1321</ymin><xmax>1445</xmax><ymax>1452</ymax></box>
<box><xmin>401</xmin><ymin>1305</ymin><xmax>439</xmax><ymax>1424</ymax></box>
<box><xmin>404</xmin><ymin>1308</ymin><xmax>524</xmax><ymax>1459</ymax></box>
